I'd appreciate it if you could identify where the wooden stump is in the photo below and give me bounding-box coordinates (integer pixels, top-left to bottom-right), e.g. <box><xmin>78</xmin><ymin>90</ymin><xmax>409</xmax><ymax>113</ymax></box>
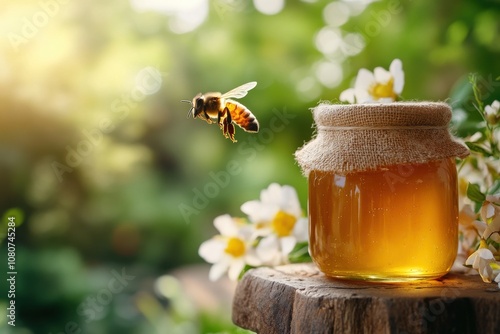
<box><xmin>232</xmin><ymin>263</ymin><xmax>500</xmax><ymax>334</ymax></box>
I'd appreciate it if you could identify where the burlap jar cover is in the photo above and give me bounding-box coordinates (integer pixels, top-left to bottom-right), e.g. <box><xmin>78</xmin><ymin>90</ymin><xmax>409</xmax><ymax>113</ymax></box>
<box><xmin>295</xmin><ymin>102</ymin><xmax>470</xmax><ymax>174</ymax></box>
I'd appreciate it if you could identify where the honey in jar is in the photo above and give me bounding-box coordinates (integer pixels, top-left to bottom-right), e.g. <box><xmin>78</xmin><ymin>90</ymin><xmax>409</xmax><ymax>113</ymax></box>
<box><xmin>295</xmin><ymin>102</ymin><xmax>469</xmax><ymax>281</ymax></box>
<box><xmin>309</xmin><ymin>158</ymin><xmax>458</xmax><ymax>281</ymax></box>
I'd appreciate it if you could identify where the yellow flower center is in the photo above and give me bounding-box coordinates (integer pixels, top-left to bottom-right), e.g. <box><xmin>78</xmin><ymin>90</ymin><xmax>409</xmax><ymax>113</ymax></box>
<box><xmin>255</xmin><ymin>222</ymin><xmax>267</xmax><ymax>230</ymax></box>
<box><xmin>225</xmin><ymin>237</ymin><xmax>246</xmax><ymax>257</ymax></box>
<box><xmin>369</xmin><ymin>77</ymin><xmax>397</xmax><ymax>100</ymax></box>
<box><xmin>271</xmin><ymin>211</ymin><xmax>296</xmax><ymax>237</ymax></box>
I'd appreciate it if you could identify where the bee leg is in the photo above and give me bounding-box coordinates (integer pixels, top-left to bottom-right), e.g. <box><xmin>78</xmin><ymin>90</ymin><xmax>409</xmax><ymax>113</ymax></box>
<box><xmin>222</xmin><ymin>120</ymin><xmax>228</xmax><ymax>137</ymax></box>
<box><xmin>202</xmin><ymin>111</ymin><xmax>213</xmax><ymax>124</ymax></box>
<box><xmin>223</xmin><ymin>107</ymin><xmax>236</xmax><ymax>142</ymax></box>
<box><xmin>217</xmin><ymin>109</ymin><xmax>227</xmax><ymax>129</ymax></box>
<box><xmin>228</xmin><ymin>122</ymin><xmax>236</xmax><ymax>142</ymax></box>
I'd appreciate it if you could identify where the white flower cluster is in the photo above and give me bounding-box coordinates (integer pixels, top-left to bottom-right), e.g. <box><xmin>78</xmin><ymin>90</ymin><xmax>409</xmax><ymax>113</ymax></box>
<box><xmin>458</xmin><ymin>98</ymin><xmax>500</xmax><ymax>288</ymax></box>
<box><xmin>485</xmin><ymin>100</ymin><xmax>500</xmax><ymax>125</ymax></box>
<box><xmin>462</xmin><ymin>195</ymin><xmax>500</xmax><ymax>286</ymax></box>
<box><xmin>198</xmin><ymin>183</ymin><xmax>308</xmax><ymax>281</ymax></box>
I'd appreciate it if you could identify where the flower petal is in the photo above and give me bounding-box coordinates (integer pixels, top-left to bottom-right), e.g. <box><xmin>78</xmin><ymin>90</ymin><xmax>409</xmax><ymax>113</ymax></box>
<box><xmin>214</xmin><ymin>214</ymin><xmax>239</xmax><ymax>236</ymax></box>
<box><xmin>280</xmin><ymin>236</ymin><xmax>297</xmax><ymax>256</ymax></box>
<box><xmin>474</xmin><ymin>220</ymin><xmax>487</xmax><ymax>236</ymax></box>
<box><xmin>478</xmin><ymin>247</ymin><xmax>495</xmax><ymax>260</ymax></box>
<box><xmin>465</xmin><ymin>252</ymin><xmax>477</xmax><ymax>266</ymax></box>
<box><xmin>479</xmin><ymin>262</ymin><xmax>493</xmax><ymax>283</ymax></box>
<box><xmin>481</xmin><ymin>203</ymin><xmax>496</xmax><ymax>221</ymax></box>
<box><xmin>241</xmin><ymin>200</ymin><xmax>279</xmax><ymax>223</ymax></box>
<box><xmin>485</xmin><ymin>105</ymin><xmax>494</xmax><ymax>116</ymax></box>
<box><xmin>279</xmin><ymin>185</ymin><xmax>302</xmax><ymax>217</ymax></box>
<box><xmin>256</xmin><ymin>235</ymin><xmax>280</xmax><ymax>263</ymax></box>
<box><xmin>340</xmin><ymin>88</ymin><xmax>356</xmax><ymax>103</ymax></box>
<box><xmin>485</xmin><ymin>194</ymin><xmax>500</xmax><ymax>203</ymax></box>
<box><xmin>293</xmin><ymin>217</ymin><xmax>309</xmax><ymax>242</ymax></box>
<box><xmin>208</xmin><ymin>259</ymin><xmax>230</xmax><ymax>281</ymax></box>
<box><xmin>485</xmin><ymin>100</ymin><xmax>500</xmax><ymax>115</ymax></box>
<box><xmin>261</xmin><ymin>183</ymin><xmax>282</xmax><ymax>204</ymax></box>
<box><xmin>389</xmin><ymin>58</ymin><xmax>404</xmax><ymax>94</ymax></box>
<box><xmin>228</xmin><ymin>258</ymin><xmax>246</xmax><ymax>281</ymax></box>
<box><xmin>354</xmin><ymin>69</ymin><xmax>375</xmax><ymax>103</ymax></box>
<box><xmin>240</xmin><ymin>200</ymin><xmax>261</xmax><ymax>218</ymax></box>
<box><xmin>199</xmin><ymin>238</ymin><xmax>225</xmax><ymax>263</ymax></box>
<box><xmin>373</xmin><ymin>66</ymin><xmax>391</xmax><ymax>83</ymax></box>
<box><xmin>245</xmin><ymin>249</ymin><xmax>263</xmax><ymax>267</ymax></box>
<box><xmin>354</xmin><ymin>68</ymin><xmax>375</xmax><ymax>91</ymax></box>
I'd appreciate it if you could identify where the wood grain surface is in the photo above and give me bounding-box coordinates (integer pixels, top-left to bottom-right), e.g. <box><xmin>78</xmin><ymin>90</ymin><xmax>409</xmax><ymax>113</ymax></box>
<box><xmin>232</xmin><ymin>263</ymin><xmax>500</xmax><ymax>334</ymax></box>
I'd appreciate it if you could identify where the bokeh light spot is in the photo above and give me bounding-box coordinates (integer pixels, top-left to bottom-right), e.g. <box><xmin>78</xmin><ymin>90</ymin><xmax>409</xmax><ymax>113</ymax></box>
<box><xmin>315</xmin><ymin>27</ymin><xmax>342</xmax><ymax>55</ymax></box>
<box><xmin>315</xmin><ymin>61</ymin><xmax>343</xmax><ymax>88</ymax></box>
<box><xmin>253</xmin><ymin>0</ymin><xmax>285</xmax><ymax>15</ymax></box>
<box><xmin>323</xmin><ymin>1</ymin><xmax>350</xmax><ymax>27</ymax></box>
<box><xmin>341</xmin><ymin>32</ymin><xmax>365</xmax><ymax>55</ymax></box>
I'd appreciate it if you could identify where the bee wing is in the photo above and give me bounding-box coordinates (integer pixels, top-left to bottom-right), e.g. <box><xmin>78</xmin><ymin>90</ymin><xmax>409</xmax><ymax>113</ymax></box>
<box><xmin>221</xmin><ymin>81</ymin><xmax>257</xmax><ymax>99</ymax></box>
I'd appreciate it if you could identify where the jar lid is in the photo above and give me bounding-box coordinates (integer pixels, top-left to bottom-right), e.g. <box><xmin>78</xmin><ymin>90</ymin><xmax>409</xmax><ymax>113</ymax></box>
<box><xmin>295</xmin><ymin>102</ymin><xmax>469</xmax><ymax>175</ymax></box>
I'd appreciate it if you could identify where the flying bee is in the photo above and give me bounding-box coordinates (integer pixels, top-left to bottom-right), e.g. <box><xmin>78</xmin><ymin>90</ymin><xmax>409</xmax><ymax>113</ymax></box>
<box><xmin>182</xmin><ymin>81</ymin><xmax>259</xmax><ymax>142</ymax></box>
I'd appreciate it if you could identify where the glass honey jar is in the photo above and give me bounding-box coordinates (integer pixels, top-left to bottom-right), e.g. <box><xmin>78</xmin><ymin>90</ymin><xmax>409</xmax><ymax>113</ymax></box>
<box><xmin>295</xmin><ymin>102</ymin><xmax>469</xmax><ymax>281</ymax></box>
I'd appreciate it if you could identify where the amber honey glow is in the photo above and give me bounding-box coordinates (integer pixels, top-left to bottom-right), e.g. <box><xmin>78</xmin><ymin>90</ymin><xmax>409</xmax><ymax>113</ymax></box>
<box><xmin>308</xmin><ymin>158</ymin><xmax>458</xmax><ymax>281</ymax></box>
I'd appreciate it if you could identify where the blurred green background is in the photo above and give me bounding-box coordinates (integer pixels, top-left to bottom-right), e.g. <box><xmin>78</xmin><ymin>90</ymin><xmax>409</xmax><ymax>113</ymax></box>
<box><xmin>0</xmin><ymin>0</ymin><xmax>499</xmax><ymax>333</ymax></box>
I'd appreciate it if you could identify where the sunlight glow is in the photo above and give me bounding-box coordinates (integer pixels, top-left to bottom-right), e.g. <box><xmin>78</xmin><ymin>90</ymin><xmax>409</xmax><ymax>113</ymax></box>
<box><xmin>135</xmin><ymin>67</ymin><xmax>163</xmax><ymax>95</ymax></box>
<box><xmin>129</xmin><ymin>0</ymin><xmax>209</xmax><ymax>34</ymax></box>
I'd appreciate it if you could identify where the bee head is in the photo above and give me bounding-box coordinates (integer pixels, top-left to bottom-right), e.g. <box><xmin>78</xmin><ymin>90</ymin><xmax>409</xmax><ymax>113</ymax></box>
<box><xmin>193</xmin><ymin>93</ymin><xmax>205</xmax><ymax>117</ymax></box>
<box><xmin>182</xmin><ymin>93</ymin><xmax>205</xmax><ymax>119</ymax></box>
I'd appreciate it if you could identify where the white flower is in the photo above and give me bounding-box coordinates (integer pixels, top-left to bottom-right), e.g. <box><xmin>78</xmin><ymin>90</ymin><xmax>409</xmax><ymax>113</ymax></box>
<box><xmin>457</xmin><ymin>204</ymin><xmax>481</xmax><ymax>259</ymax></box>
<box><xmin>458</xmin><ymin>158</ymin><xmax>498</xmax><ymax>194</ymax></box>
<box><xmin>485</xmin><ymin>100</ymin><xmax>500</xmax><ymax>124</ymax></box>
<box><xmin>340</xmin><ymin>59</ymin><xmax>404</xmax><ymax>104</ymax></box>
<box><xmin>485</xmin><ymin>100</ymin><xmax>499</xmax><ymax>117</ymax></box>
<box><xmin>198</xmin><ymin>215</ymin><xmax>261</xmax><ymax>281</ymax></box>
<box><xmin>339</xmin><ymin>88</ymin><xmax>356</xmax><ymax>104</ymax></box>
<box><xmin>495</xmin><ymin>271</ymin><xmax>500</xmax><ymax>289</ymax></box>
<box><xmin>241</xmin><ymin>183</ymin><xmax>308</xmax><ymax>266</ymax></box>
<box><xmin>481</xmin><ymin>194</ymin><xmax>500</xmax><ymax>242</ymax></box>
<box><xmin>465</xmin><ymin>240</ymin><xmax>497</xmax><ymax>283</ymax></box>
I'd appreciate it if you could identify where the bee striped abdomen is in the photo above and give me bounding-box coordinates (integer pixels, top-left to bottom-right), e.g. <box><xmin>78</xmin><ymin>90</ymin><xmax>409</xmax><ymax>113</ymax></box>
<box><xmin>226</xmin><ymin>100</ymin><xmax>259</xmax><ymax>133</ymax></box>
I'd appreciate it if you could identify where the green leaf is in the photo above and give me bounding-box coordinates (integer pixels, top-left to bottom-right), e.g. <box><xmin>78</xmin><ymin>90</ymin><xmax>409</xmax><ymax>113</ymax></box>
<box><xmin>467</xmin><ymin>183</ymin><xmax>486</xmax><ymax>203</ymax></box>
<box><xmin>474</xmin><ymin>200</ymin><xmax>483</xmax><ymax>214</ymax></box>
<box><xmin>288</xmin><ymin>241</ymin><xmax>312</xmax><ymax>263</ymax></box>
<box><xmin>238</xmin><ymin>265</ymin><xmax>256</xmax><ymax>280</ymax></box>
<box><xmin>465</xmin><ymin>141</ymin><xmax>491</xmax><ymax>156</ymax></box>
<box><xmin>468</xmin><ymin>73</ymin><xmax>485</xmax><ymax>115</ymax></box>
<box><xmin>488</xmin><ymin>179</ymin><xmax>500</xmax><ymax>195</ymax></box>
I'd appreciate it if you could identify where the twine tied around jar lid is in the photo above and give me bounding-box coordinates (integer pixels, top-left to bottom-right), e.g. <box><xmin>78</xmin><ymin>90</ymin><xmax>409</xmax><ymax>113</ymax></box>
<box><xmin>295</xmin><ymin>102</ymin><xmax>470</xmax><ymax>175</ymax></box>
